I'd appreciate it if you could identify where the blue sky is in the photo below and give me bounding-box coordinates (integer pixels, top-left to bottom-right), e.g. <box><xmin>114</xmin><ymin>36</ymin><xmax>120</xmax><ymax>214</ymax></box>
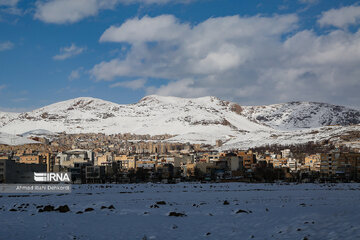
<box><xmin>1</xmin><ymin>0</ymin><xmax>360</xmax><ymax>111</ymax></box>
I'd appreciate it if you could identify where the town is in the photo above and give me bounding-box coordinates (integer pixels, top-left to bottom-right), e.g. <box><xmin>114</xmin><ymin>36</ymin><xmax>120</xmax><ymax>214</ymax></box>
<box><xmin>0</xmin><ymin>133</ymin><xmax>359</xmax><ymax>184</ymax></box>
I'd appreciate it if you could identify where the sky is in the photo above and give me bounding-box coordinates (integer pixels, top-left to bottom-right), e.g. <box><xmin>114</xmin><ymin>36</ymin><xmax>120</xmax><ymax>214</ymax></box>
<box><xmin>1</xmin><ymin>0</ymin><xmax>360</xmax><ymax>112</ymax></box>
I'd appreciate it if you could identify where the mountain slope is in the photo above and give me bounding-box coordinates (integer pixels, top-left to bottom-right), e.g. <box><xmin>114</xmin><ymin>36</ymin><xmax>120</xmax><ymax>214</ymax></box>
<box><xmin>0</xmin><ymin>96</ymin><xmax>270</xmax><ymax>138</ymax></box>
<box><xmin>0</xmin><ymin>96</ymin><xmax>359</xmax><ymax>148</ymax></box>
<box><xmin>242</xmin><ymin>101</ymin><xmax>360</xmax><ymax>130</ymax></box>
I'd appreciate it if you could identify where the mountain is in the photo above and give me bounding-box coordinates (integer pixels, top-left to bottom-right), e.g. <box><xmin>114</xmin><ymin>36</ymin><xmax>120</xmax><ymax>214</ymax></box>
<box><xmin>0</xmin><ymin>112</ymin><xmax>19</xmax><ymax>127</ymax></box>
<box><xmin>0</xmin><ymin>96</ymin><xmax>270</xmax><ymax>141</ymax></box>
<box><xmin>242</xmin><ymin>101</ymin><xmax>360</xmax><ymax>130</ymax></box>
<box><xmin>0</xmin><ymin>96</ymin><xmax>359</xmax><ymax>148</ymax></box>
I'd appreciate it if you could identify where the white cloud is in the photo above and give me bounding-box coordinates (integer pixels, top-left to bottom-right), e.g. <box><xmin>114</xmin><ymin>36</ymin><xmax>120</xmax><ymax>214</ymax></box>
<box><xmin>34</xmin><ymin>0</ymin><xmax>198</xmax><ymax>24</ymax></box>
<box><xmin>110</xmin><ymin>78</ymin><xmax>146</xmax><ymax>90</ymax></box>
<box><xmin>318</xmin><ymin>5</ymin><xmax>360</xmax><ymax>29</ymax></box>
<box><xmin>146</xmin><ymin>78</ymin><xmax>207</xmax><ymax>97</ymax></box>
<box><xmin>0</xmin><ymin>0</ymin><xmax>23</xmax><ymax>16</ymax></box>
<box><xmin>100</xmin><ymin>15</ymin><xmax>189</xmax><ymax>43</ymax></box>
<box><xmin>93</xmin><ymin>14</ymin><xmax>298</xmax><ymax>80</ymax></box>
<box><xmin>0</xmin><ymin>0</ymin><xmax>19</xmax><ymax>7</ymax></box>
<box><xmin>53</xmin><ymin>44</ymin><xmax>85</xmax><ymax>60</ymax></box>
<box><xmin>68</xmin><ymin>68</ymin><xmax>83</xmax><ymax>80</ymax></box>
<box><xmin>0</xmin><ymin>41</ymin><xmax>14</xmax><ymax>51</ymax></box>
<box><xmin>0</xmin><ymin>84</ymin><xmax>6</xmax><ymax>91</ymax></box>
<box><xmin>35</xmin><ymin>0</ymin><xmax>117</xmax><ymax>24</ymax></box>
<box><xmin>90</xmin><ymin>13</ymin><xmax>360</xmax><ymax>106</ymax></box>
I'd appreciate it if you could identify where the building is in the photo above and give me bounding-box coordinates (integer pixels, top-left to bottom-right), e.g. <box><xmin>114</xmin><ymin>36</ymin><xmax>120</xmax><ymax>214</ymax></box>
<box><xmin>55</xmin><ymin>149</ymin><xmax>93</xmax><ymax>169</ymax></box>
<box><xmin>136</xmin><ymin>160</ymin><xmax>156</xmax><ymax>169</ymax></box>
<box><xmin>0</xmin><ymin>159</ymin><xmax>46</xmax><ymax>183</ymax></box>
<box><xmin>305</xmin><ymin>154</ymin><xmax>321</xmax><ymax>171</ymax></box>
<box><xmin>238</xmin><ymin>150</ymin><xmax>256</xmax><ymax>169</ymax></box>
<box><xmin>320</xmin><ymin>151</ymin><xmax>360</xmax><ymax>179</ymax></box>
<box><xmin>287</xmin><ymin>158</ymin><xmax>299</xmax><ymax>172</ymax></box>
<box><xmin>85</xmin><ymin>165</ymin><xmax>105</xmax><ymax>183</ymax></box>
<box><xmin>19</xmin><ymin>154</ymin><xmax>47</xmax><ymax>165</ymax></box>
<box><xmin>114</xmin><ymin>155</ymin><xmax>137</xmax><ymax>169</ymax></box>
<box><xmin>281</xmin><ymin>149</ymin><xmax>292</xmax><ymax>158</ymax></box>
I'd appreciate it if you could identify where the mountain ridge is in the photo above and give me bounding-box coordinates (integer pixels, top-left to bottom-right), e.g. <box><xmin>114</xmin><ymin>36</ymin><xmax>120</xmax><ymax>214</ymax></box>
<box><xmin>0</xmin><ymin>95</ymin><xmax>359</xmax><ymax>148</ymax></box>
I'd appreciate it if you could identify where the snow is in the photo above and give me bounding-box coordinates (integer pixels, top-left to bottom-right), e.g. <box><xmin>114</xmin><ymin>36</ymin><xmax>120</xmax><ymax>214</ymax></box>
<box><xmin>242</xmin><ymin>101</ymin><xmax>360</xmax><ymax>130</ymax></box>
<box><xmin>0</xmin><ymin>96</ymin><xmax>359</xmax><ymax>148</ymax></box>
<box><xmin>0</xmin><ymin>183</ymin><xmax>359</xmax><ymax>239</ymax></box>
<box><xmin>0</xmin><ymin>96</ymin><xmax>271</xmax><ymax>142</ymax></box>
<box><xmin>0</xmin><ymin>111</ymin><xmax>19</xmax><ymax>127</ymax></box>
<box><xmin>20</xmin><ymin>129</ymin><xmax>58</xmax><ymax>141</ymax></box>
<box><xmin>0</xmin><ymin>132</ymin><xmax>40</xmax><ymax>146</ymax></box>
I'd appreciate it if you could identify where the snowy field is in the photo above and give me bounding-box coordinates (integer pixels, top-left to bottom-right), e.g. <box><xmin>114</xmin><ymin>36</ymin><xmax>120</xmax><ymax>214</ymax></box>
<box><xmin>0</xmin><ymin>183</ymin><xmax>359</xmax><ymax>240</ymax></box>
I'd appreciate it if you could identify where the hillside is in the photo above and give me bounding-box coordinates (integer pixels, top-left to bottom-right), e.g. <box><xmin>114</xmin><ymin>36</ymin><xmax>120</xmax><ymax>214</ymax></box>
<box><xmin>0</xmin><ymin>96</ymin><xmax>359</xmax><ymax>148</ymax></box>
<box><xmin>242</xmin><ymin>101</ymin><xmax>360</xmax><ymax>130</ymax></box>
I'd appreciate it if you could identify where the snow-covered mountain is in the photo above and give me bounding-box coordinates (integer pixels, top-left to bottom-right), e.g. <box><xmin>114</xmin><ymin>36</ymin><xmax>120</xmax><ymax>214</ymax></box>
<box><xmin>242</xmin><ymin>101</ymin><xmax>360</xmax><ymax>130</ymax></box>
<box><xmin>0</xmin><ymin>96</ymin><xmax>270</xmax><ymax>143</ymax></box>
<box><xmin>0</xmin><ymin>96</ymin><xmax>359</xmax><ymax>148</ymax></box>
<box><xmin>0</xmin><ymin>112</ymin><xmax>19</xmax><ymax>127</ymax></box>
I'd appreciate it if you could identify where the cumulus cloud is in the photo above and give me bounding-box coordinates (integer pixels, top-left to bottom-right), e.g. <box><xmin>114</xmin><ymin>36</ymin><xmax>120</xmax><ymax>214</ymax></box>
<box><xmin>100</xmin><ymin>15</ymin><xmax>189</xmax><ymax>43</ymax></box>
<box><xmin>53</xmin><ymin>44</ymin><xmax>85</xmax><ymax>60</ymax></box>
<box><xmin>0</xmin><ymin>41</ymin><xmax>14</xmax><ymax>51</ymax></box>
<box><xmin>34</xmin><ymin>0</ymin><xmax>117</xmax><ymax>24</ymax></box>
<box><xmin>34</xmin><ymin>0</ymin><xmax>197</xmax><ymax>24</ymax></box>
<box><xmin>92</xmin><ymin>14</ymin><xmax>298</xmax><ymax>80</ymax></box>
<box><xmin>109</xmin><ymin>78</ymin><xmax>147</xmax><ymax>90</ymax></box>
<box><xmin>318</xmin><ymin>5</ymin><xmax>360</xmax><ymax>29</ymax></box>
<box><xmin>90</xmin><ymin>13</ymin><xmax>360</xmax><ymax>106</ymax></box>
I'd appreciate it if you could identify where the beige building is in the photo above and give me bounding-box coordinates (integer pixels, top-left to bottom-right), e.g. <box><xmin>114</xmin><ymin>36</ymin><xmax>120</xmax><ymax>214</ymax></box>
<box><xmin>114</xmin><ymin>155</ymin><xmax>137</xmax><ymax>169</ymax></box>
<box><xmin>305</xmin><ymin>154</ymin><xmax>321</xmax><ymax>171</ymax></box>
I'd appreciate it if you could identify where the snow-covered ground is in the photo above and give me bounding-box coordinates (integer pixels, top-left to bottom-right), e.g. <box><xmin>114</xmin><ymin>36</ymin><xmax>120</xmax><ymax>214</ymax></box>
<box><xmin>0</xmin><ymin>132</ymin><xmax>39</xmax><ymax>145</ymax></box>
<box><xmin>0</xmin><ymin>183</ymin><xmax>359</xmax><ymax>240</ymax></box>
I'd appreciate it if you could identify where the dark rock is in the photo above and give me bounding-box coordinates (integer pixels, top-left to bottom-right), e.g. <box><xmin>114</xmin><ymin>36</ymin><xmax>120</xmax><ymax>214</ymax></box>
<box><xmin>168</xmin><ymin>212</ymin><xmax>186</xmax><ymax>217</ymax></box>
<box><xmin>56</xmin><ymin>205</ymin><xmax>70</xmax><ymax>213</ymax></box>
<box><xmin>39</xmin><ymin>205</ymin><xmax>55</xmax><ymax>212</ymax></box>
<box><xmin>84</xmin><ymin>208</ymin><xmax>94</xmax><ymax>212</ymax></box>
<box><xmin>108</xmin><ymin>205</ymin><xmax>115</xmax><ymax>209</ymax></box>
<box><xmin>223</xmin><ymin>200</ymin><xmax>230</xmax><ymax>205</ymax></box>
<box><xmin>235</xmin><ymin>209</ymin><xmax>249</xmax><ymax>214</ymax></box>
<box><xmin>156</xmin><ymin>201</ymin><xmax>166</xmax><ymax>205</ymax></box>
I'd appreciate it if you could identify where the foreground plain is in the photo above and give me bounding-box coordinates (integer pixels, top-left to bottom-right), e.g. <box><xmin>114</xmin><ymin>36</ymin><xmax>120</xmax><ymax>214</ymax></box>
<box><xmin>0</xmin><ymin>183</ymin><xmax>359</xmax><ymax>239</ymax></box>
